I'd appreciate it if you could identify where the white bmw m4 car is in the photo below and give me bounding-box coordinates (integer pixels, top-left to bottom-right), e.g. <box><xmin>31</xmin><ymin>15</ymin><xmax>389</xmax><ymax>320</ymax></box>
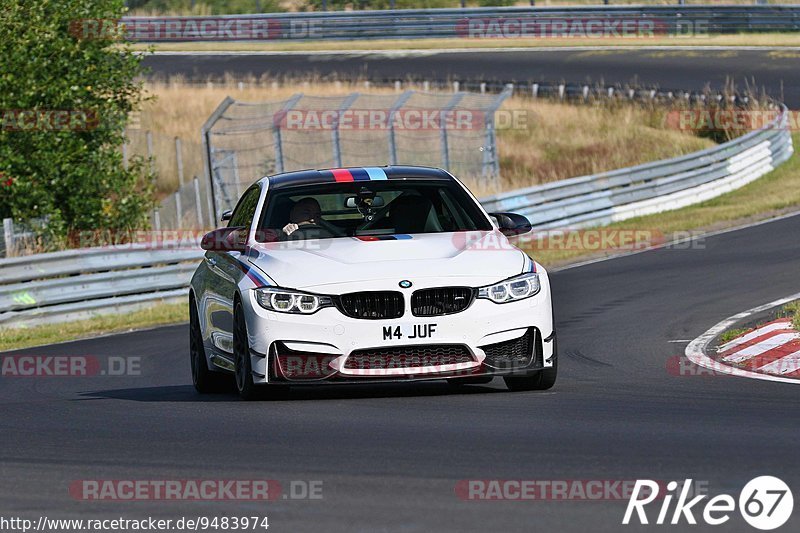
<box><xmin>190</xmin><ymin>166</ymin><xmax>556</xmax><ymax>399</ymax></box>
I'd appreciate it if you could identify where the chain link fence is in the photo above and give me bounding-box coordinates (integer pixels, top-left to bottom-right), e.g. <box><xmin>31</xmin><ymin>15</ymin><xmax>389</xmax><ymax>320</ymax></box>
<box><xmin>202</xmin><ymin>88</ymin><xmax>511</xmax><ymax>223</ymax></box>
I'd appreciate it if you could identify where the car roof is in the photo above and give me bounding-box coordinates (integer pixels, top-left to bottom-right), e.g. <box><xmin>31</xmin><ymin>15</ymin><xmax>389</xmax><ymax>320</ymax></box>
<box><xmin>261</xmin><ymin>165</ymin><xmax>453</xmax><ymax>190</ymax></box>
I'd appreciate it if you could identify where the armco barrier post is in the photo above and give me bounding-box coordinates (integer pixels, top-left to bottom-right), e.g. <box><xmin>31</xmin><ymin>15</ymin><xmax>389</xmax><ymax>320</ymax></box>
<box><xmin>2</xmin><ymin>218</ymin><xmax>14</xmax><ymax>258</ymax></box>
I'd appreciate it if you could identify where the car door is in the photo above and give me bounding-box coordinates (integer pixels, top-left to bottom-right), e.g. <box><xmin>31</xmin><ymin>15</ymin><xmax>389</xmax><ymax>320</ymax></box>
<box><xmin>204</xmin><ymin>185</ymin><xmax>261</xmax><ymax>358</ymax></box>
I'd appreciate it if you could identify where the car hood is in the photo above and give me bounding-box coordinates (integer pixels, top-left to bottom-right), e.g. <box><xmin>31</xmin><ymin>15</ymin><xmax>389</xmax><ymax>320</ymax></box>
<box><xmin>247</xmin><ymin>231</ymin><xmax>527</xmax><ymax>292</ymax></box>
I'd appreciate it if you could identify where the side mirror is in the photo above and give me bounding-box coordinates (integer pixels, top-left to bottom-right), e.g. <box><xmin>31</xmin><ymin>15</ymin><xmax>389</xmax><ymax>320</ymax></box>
<box><xmin>221</xmin><ymin>210</ymin><xmax>233</xmax><ymax>221</ymax></box>
<box><xmin>491</xmin><ymin>212</ymin><xmax>532</xmax><ymax>237</ymax></box>
<box><xmin>201</xmin><ymin>227</ymin><xmax>247</xmax><ymax>253</ymax></box>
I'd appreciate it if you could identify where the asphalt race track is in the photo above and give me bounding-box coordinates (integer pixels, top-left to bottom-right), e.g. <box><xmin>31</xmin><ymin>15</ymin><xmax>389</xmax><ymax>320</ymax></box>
<box><xmin>3</xmin><ymin>213</ymin><xmax>799</xmax><ymax>532</ymax></box>
<box><xmin>143</xmin><ymin>48</ymin><xmax>800</xmax><ymax>107</ymax></box>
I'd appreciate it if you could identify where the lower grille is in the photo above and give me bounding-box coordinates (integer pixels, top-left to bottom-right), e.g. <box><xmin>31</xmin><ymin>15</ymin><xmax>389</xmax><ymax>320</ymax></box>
<box><xmin>411</xmin><ymin>287</ymin><xmax>474</xmax><ymax>317</ymax></box>
<box><xmin>344</xmin><ymin>345</ymin><xmax>474</xmax><ymax>370</ymax></box>
<box><xmin>480</xmin><ymin>329</ymin><xmax>537</xmax><ymax>369</ymax></box>
<box><xmin>337</xmin><ymin>291</ymin><xmax>404</xmax><ymax>320</ymax></box>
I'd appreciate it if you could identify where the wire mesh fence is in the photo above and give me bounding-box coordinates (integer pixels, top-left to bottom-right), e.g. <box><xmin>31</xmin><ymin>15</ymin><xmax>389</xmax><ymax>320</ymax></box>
<box><xmin>202</xmin><ymin>89</ymin><xmax>511</xmax><ymax>222</ymax></box>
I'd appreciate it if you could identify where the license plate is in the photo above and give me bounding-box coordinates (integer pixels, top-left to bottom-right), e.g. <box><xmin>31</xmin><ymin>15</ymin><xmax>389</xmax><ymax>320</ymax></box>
<box><xmin>382</xmin><ymin>323</ymin><xmax>438</xmax><ymax>341</ymax></box>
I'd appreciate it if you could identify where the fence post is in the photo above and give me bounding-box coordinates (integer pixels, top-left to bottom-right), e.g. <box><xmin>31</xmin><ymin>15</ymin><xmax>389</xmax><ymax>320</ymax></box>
<box><xmin>122</xmin><ymin>142</ymin><xmax>129</xmax><ymax>170</ymax></box>
<box><xmin>3</xmin><ymin>218</ymin><xmax>14</xmax><ymax>257</ymax></box>
<box><xmin>231</xmin><ymin>152</ymin><xmax>242</xmax><ymax>198</ymax></box>
<box><xmin>388</xmin><ymin>90</ymin><xmax>414</xmax><ymax>166</ymax></box>
<box><xmin>145</xmin><ymin>130</ymin><xmax>155</xmax><ymax>176</ymax></box>
<box><xmin>154</xmin><ymin>209</ymin><xmax>161</xmax><ymax>232</ymax></box>
<box><xmin>482</xmin><ymin>86</ymin><xmax>513</xmax><ymax>179</ymax></box>
<box><xmin>332</xmin><ymin>92</ymin><xmax>359</xmax><ymax>168</ymax></box>
<box><xmin>175</xmin><ymin>136</ymin><xmax>185</xmax><ymax>186</ymax></box>
<box><xmin>201</xmin><ymin>96</ymin><xmax>235</xmax><ymax>227</ymax></box>
<box><xmin>174</xmin><ymin>191</ymin><xmax>183</xmax><ymax>228</ymax></box>
<box><xmin>193</xmin><ymin>176</ymin><xmax>204</xmax><ymax>228</ymax></box>
<box><xmin>273</xmin><ymin>93</ymin><xmax>304</xmax><ymax>174</ymax></box>
<box><xmin>440</xmin><ymin>92</ymin><xmax>465</xmax><ymax>172</ymax></box>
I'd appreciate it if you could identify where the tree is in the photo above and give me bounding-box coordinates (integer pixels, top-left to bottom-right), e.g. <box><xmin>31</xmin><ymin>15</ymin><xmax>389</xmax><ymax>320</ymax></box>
<box><xmin>0</xmin><ymin>0</ymin><xmax>153</xmax><ymax>245</ymax></box>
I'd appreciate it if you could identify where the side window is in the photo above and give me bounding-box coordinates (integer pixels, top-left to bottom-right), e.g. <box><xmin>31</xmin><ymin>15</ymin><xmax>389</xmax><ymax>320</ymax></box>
<box><xmin>228</xmin><ymin>187</ymin><xmax>260</xmax><ymax>229</ymax></box>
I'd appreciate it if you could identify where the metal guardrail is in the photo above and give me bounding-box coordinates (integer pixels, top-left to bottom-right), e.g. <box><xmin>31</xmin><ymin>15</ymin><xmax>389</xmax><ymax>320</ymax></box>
<box><xmin>481</xmin><ymin>106</ymin><xmax>793</xmax><ymax>228</ymax></box>
<box><xmin>0</xmin><ymin>245</ymin><xmax>203</xmax><ymax>327</ymax></box>
<box><xmin>122</xmin><ymin>5</ymin><xmax>800</xmax><ymax>42</ymax></box>
<box><xmin>0</xmin><ymin>108</ymin><xmax>793</xmax><ymax>328</ymax></box>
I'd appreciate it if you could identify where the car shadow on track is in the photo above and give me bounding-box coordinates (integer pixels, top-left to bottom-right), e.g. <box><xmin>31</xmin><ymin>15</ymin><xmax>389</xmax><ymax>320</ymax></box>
<box><xmin>77</xmin><ymin>381</ymin><xmax>507</xmax><ymax>402</ymax></box>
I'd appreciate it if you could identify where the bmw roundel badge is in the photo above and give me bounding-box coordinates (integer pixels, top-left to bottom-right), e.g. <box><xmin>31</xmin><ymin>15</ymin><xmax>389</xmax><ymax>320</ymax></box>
<box><xmin>399</xmin><ymin>280</ymin><xmax>412</xmax><ymax>289</ymax></box>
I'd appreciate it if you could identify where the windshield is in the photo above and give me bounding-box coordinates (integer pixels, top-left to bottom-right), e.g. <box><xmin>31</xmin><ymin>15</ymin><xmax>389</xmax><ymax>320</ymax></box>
<box><xmin>255</xmin><ymin>179</ymin><xmax>492</xmax><ymax>242</ymax></box>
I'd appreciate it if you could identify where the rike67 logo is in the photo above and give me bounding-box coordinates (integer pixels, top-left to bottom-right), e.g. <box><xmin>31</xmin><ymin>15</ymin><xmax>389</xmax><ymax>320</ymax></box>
<box><xmin>623</xmin><ymin>477</ymin><xmax>793</xmax><ymax>530</ymax></box>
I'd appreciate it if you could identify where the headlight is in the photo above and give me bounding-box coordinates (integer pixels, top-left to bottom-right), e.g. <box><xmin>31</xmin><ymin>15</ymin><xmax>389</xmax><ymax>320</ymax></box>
<box><xmin>256</xmin><ymin>288</ymin><xmax>333</xmax><ymax>314</ymax></box>
<box><xmin>477</xmin><ymin>272</ymin><xmax>540</xmax><ymax>303</ymax></box>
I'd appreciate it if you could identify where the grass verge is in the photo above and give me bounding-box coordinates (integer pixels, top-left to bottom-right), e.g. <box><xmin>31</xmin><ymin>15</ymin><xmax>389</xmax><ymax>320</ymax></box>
<box><xmin>133</xmin><ymin>34</ymin><xmax>800</xmax><ymax>54</ymax></box>
<box><xmin>719</xmin><ymin>327</ymin><xmax>749</xmax><ymax>345</ymax></box>
<box><xmin>0</xmin><ymin>303</ymin><xmax>187</xmax><ymax>353</ymax></box>
<box><xmin>777</xmin><ymin>301</ymin><xmax>800</xmax><ymax>332</ymax></box>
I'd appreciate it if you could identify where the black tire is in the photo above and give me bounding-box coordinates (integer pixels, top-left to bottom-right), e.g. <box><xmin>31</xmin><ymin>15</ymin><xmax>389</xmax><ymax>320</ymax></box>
<box><xmin>503</xmin><ymin>357</ymin><xmax>557</xmax><ymax>391</ymax></box>
<box><xmin>233</xmin><ymin>300</ymin><xmax>260</xmax><ymax>400</ymax></box>
<box><xmin>233</xmin><ymin>301</ymin><xmax>289</xmax><ymax>401</ymax></box>
<box><xmin>190</xmin><ymin>297</ymin><xmax>231</xmax><ymax>393</ymax></box>
<box><xmin>503</xmin><ymin>334</ymin><xmax>558</xmax><ymax>392</ymax></box>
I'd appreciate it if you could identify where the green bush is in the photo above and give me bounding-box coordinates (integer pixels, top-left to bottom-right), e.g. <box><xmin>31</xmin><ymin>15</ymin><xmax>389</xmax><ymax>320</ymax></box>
<box><xmin>0</xmin><ymin>0</ymin><xmax>153</xmax><ymax>245</ymax></box>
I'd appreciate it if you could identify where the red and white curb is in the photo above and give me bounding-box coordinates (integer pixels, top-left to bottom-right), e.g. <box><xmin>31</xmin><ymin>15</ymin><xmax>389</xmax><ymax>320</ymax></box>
<box><xmin>685</xmin><ymin>292</ymin><xmax>800</xmax><ymax>384</ymax></box>
<box><xmin>717</xmin><ymin>319</ymin><xmax>800</xmax><ymax>375</ymax></box>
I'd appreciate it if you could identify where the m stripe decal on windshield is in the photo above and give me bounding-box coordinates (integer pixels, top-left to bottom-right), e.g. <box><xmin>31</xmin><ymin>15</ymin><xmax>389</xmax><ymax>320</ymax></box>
<box><xmin>364</xmin><ymin>167</ymin><xmax>388</xmax><ymax>180</ymax></box>
<box><xmin>349</xmin><ymin>168</ymin><xmax>371</xmax><ymax>181</ymax></box>
<box><xmin>324</xmin><ymin>167</ymin><xmax>388</xmax><ymax>183</ymax></box>
<box><xmin>330</xmin><ymin>168</ymin><xmax>354</xmax><ymax>182</ymax></box>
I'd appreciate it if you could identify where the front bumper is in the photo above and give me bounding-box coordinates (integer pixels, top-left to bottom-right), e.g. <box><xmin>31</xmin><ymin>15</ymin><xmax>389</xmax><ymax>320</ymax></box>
<box><xmin>240</xmin><ymin>275</ymin><xmax>555</xmax><ymax>385</ymax></box>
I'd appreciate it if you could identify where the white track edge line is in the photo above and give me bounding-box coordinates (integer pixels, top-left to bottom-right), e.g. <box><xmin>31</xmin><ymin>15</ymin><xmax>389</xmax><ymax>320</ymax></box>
<box><xmin>685</xmin><ymin>292</ymin><xmax>800</xmax><ymax>385</ymax></box>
